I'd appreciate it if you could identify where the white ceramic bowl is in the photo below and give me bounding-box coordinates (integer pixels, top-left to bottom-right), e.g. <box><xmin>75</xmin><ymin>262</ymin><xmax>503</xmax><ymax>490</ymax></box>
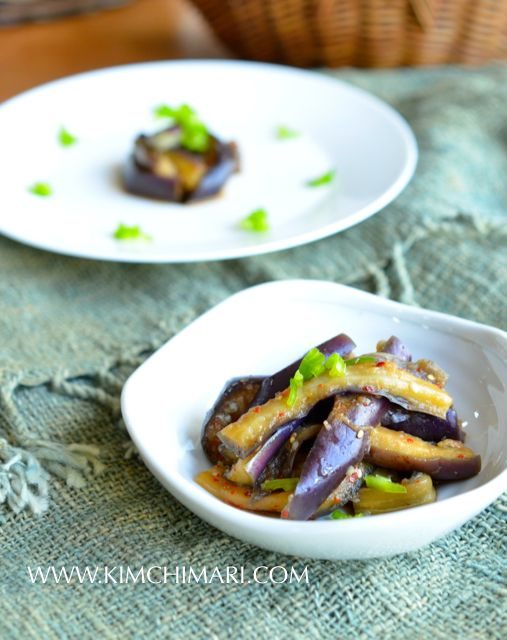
<box><xmin>122</xmin><ymin>280</ymin><xmax>507</xmax><ymax>559</ymax></box>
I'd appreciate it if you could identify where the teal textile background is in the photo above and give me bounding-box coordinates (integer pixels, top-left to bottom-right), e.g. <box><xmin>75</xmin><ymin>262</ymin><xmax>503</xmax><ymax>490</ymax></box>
<box><xmin>0</xmin><ymin>65</ymin><xmax>506</xmax><ymax>639</ymax></box>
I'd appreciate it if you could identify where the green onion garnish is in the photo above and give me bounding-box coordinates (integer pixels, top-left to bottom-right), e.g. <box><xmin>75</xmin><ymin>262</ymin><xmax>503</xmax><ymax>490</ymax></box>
<box><xmin>261</xmin><ymin>478</ymin><xmax>299</xmax><ymax>492</ymax></box>
<box><xmin>28</xmin><ymin>182</ymin><xmax>52</xmax><ymax>197</ymax></box>
<box><xmin>152</xmin><ymin>103</ymin><xmax>210</xmax><ymax>153</ymax></box>
<box><xmin>113</xmin><ymin>223</ymin><xmax>152</xmax><ymax>242</ymax></box>
<box><xmin>287</xmin><ymin>370</ymin><xmax>304</xmax><ymax>408</ymax></box>
<box><xmin>153</xmin><ymin>104</ymin><xmax>177</xmax><ymax>119</ymax></box>
<box><xmin>344</xmin><ymin>356</ymin><xmax>377</xmax><ymax>366</ymax></box>
<box><xmin>276</xmin><ymin>125</ymin><xmax>300</xmax><ymax>140</ymax></box>
<box><xmin>239</xmin><ymin>208</ymin><xmax>270</xmax><ymax>233</ymax></box>
<box><xmin>298</xmin><ymin>348</ymin><xmax>326</xmax><ymax>379</ymax></box>
<box><xmin>306</xmin><ymin>169</ymin><xmax>335</xmax><ymax>187</ymax></box>
<box><xmin>287</xmin><ymin>348</ymin><xmax>348</xmax><ymax>407</ymax></box>
<box><xmin>58</xmin><ymin>127</ymin><xmax>77</xmax><ymax>147</ymax></box>
<box><xmin>330</xmin><ymin>510</ymin><xmax>364</xmax><ymax>520</ymax></box>
<box><xmin>324</xmin><ymin>352</ymin><xmax>346</xmax><ymax>377</ymax></box>
<box><xmin>364</xmin><ymin>474</ymin><xmax>407</xmax><ymax>494</ymax></box>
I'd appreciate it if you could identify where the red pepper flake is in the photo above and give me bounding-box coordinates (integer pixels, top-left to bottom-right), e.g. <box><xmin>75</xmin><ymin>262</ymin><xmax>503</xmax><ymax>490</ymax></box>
<box><xmin>406</xmin><ymin>437</ymin><xmax>414</xmax><ymax>443</ymax></box>
<box><xmin>278</xmin><ymin>411</ymin><xmax>286</xmax><ymax>418</ymax></box>
<box><xmin>244</xmin><ymin>490</ymin><xmax>252</xmax><ymax>497</ymax></box>
<box><xmin>333</xmin><ymin>497</ymin><xmax>341</xmax><ymax>504</ymax></box>
<box><xmin>375</xmin><ymin>361</ymin><xmax>386</xmax><ymax>368</ymax></box>
<box><xmin>318</xmin><ymin>383</ymin><xmax>325</xmax><ymax>389</ymax></box>
<box><xmin>253</xmin><ymin>407</ymin><xmax>261</xmax><ymax>414</ymax></box>
<box><xmin>282</xmin><ymin>389</ymin><xmax>289</xmax><ymax>397</ymax></box>
<box><xmin>280</xmin><ymin>508</ymin><xmax>289</xmax><ymax>519</ymax></box>
<box><xmin>457</xmin><ymin>454</ymin><xmax>465</xmax><ymax>459</ymax></box>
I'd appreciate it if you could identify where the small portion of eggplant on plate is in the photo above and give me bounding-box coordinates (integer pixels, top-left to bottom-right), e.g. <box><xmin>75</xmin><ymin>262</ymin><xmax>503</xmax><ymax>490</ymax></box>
<box><xmin>123</xmin><ymin>105</ymin><xmax>239</xmax><ymax>203</ymax></box>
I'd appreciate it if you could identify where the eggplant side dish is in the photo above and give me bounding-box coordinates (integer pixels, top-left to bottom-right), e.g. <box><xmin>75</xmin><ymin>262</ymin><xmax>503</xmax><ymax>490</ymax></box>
<box><xmin>124</xmin><ymin>104</ymin><xmax>239</xmax><ymax>203</ymax></box>
<box><xmin>196</xmin><ymin>334</ymin><xmax>481</xmax><ymax>520</ymax></box>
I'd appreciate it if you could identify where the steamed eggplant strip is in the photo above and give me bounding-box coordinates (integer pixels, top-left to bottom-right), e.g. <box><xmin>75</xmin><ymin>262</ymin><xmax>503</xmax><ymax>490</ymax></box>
<box><xmin>226</xmin><ymin>401</ymin><xmax>334</xmax><ymax>485</ymax></box>
<box><xmin>201</xmin><ymin>377</ymin><xmax>263</xmax><ymax>465</ymax></box>
<box><xmin>354</xmin><ymin>473</ymin><xmax>436</xmax><ymax>514</ymax></box>
<box><xmin>197</xmin><ymin>465</ymin><xmax>368</xmax><ymax>516</ymax></box>
<box><xmin>286</xmin><ymin>395</ymin><xmax>386</xmax><ymax>520</ymax></box>
<box><xmin>196</xmin><ymin>466</ymin><xmax>288</xmax><ymax>512</ymax></box>
<box><xmin>218</xmin><ymin>361</ymin><xmax>453</xmax><ymax>457</ymax></box>
<box><xmin>367</xmin><ymin>426</ymin><xmax>480</xmax><ymax>480</ymax></box>
<box><xmin>226</xmin><ymin>422</ymin><xmax>320</xmax><ymax>486</ymax></box>
<box><xmin>360</xmin><ymin>352</ymin><xmax>448</xmax><ymax>387</ymax></box>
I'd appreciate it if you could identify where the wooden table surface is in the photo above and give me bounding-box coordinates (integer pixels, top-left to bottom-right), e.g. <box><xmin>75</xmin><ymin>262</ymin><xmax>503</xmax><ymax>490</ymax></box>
<box><xmin>0</xmin><ymin>0</ymin><xmax>230</xmax><ymax>102</ymax></box>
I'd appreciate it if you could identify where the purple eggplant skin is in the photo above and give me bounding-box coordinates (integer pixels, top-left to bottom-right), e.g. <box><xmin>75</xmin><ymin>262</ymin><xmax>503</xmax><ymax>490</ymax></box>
<box><xmin>245</xmin><ymin>398</ymin><xmax>334</xmax><ymax>483</ymax></box>
<box><xmin>244</xmin><ymin>419</ymin><xmax>301</xmax><ymax>483</ymax></box>
<box><xmin>286</xmin><ymin>395</ymin><xmax>389</xmax><ymax>520</ymax></box>
<box><xmin>260</xmin><ymin>398</ymin><xmax>334</xmax><ymax>480</ymax></box>
<box><xmin>378</xmin><ymin>336</ymin><xmax>412</xmax><ymax>361</ymax></box>
<box><xmin>253</xmin><ymin>333</ymin><xmax>356</xmax><ymax>406</ymax></box>
<box><xmin>123</xmin><ymin>154</ymin><xmax>184</xmax><ymax>201</ymax></box>
<box><xmin>382</xmin><ymin>407</ymin><xmax>463</xmax><ymax>443</ymax></box>
<box><xmin>272</xmin><ymin>422</ymin><xmax>322</xmax><ymax>480</ymax></box>
<box><xmin>187</xmin><ymin>141</ymin><xmax>239</xmax><ymax>202</ymax></box>
<box><xmin>202</xmin><ymin>377</ymin><xmax>263</xmax><ymax>465</ymax></box>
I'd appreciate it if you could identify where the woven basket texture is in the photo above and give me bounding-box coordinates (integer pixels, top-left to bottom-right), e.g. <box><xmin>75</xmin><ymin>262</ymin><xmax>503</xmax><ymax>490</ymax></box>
<box><xmin>190</xmin><ymin>0</ymin><xmax>507</xmax><ymax>67</ymax></box>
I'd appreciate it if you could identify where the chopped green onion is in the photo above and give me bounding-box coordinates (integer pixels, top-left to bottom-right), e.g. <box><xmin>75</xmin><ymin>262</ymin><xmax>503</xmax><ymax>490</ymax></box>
<box><xmin>330</xmin><ymin>510</ymin><xmax>364</xmax><ymax>520</ymax></box>
<box><xmin>239</xmin><ymin>208</ymin><xmax>270</xmax><ymax>233</ymax></box>
<box><xmin>344</xmin><ymin>356</ymin><xmax>377</xmax><ymax>366</ymax></box>
<box><xmin>58</xmin><ymin>127</ymin><xmax>77</xmax><ymax>147</ymax></box>
<box><xmin>324</xmin><ymin>352</ymin><xmax>346</xmax><ymax>377</ymax></box>
<box><xmin>298</xmin><ymin>348</ymin><xmax>326</xmax><ymax>380</ymax></box>
<box><xmin>287</xmin><ymin>348</ymin><xmax>349</xmax><ymax>406</ymax></box>
<box><xmin>287</xmin><ymin>370</ymin><xmax>304</xmax><ymax>408</ymax></box>
<box><xmin>364</xmin><ymin>474</ymin><xmax>407</xmax><ymax>494</ymax></box>
<box><xmin>152</xmin><ymin>103</ymin><xmax>210</xmax><ymax>152</ymax></box>
<box><xmin>181</xmin><ymin>125</ymin><xmax>208</xmax><ymax>153</ymax></box>
<box><xmin>113</xmin><ymin>223</ymin><xmax>152</xmax><ymax>242</ymax></box>
<box><xmin>306</xmin><ymin>169</ymin><xmax>335</xmax><ymax>187</ymax></box>
<box><xmin>261</xmin><ymin>477</ymin><xmax>299</xmax><ymax>492</ymax></box>
<box><xmin>28</xmin><ymin>182</ymin><xmax>52</xmax><ymax>197</ymax></box>
<box><xmin>153</xmin><ymin>104</ymin><xmax>177</xmax><ymax>119</ymax></box>
<box><xmin>276</xmin><ymin>125</ymin><xmax>300</xmax><ymax>140</ymax></box>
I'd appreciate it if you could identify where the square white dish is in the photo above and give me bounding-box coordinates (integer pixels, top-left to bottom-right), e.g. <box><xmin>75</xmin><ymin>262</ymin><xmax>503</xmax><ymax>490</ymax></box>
<box><xmin>121</xmin><ymin>280</ymin><xmax>507</xmax><ymax>559</ymax></box>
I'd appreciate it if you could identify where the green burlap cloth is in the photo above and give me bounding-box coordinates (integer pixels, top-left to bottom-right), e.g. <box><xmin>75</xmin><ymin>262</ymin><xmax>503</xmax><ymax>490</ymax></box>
<box><xmin>1</xmin><ymin>65</ymin><xmax>506</xmax><ymax>639</ymax></box>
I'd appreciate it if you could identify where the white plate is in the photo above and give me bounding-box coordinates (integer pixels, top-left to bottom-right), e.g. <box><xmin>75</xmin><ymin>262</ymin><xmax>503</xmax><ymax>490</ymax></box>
<box><xmin>0</xmin><ymin>61</ymin><xmax>417</xmax><ymax>263</ymax></box>
<box><xmin>122</xmin><ymin>280</ymin><xmax>507</xmax><ymax>560</ymax></box>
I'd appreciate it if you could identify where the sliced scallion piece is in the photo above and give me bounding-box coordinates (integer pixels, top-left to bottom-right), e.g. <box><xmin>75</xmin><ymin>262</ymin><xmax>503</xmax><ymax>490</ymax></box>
<box><xmin>364</xmin><ymin>474</ymin><xmax>407</xmax><ymax>494</ymax></box>
<box><xmin>113</xmin><ymin>223</ymin><xmax>152</xmax><ymax>242</ymax></box>
<box><xmin>276</xmin><ymin>125</ymin><xmax>300</xmax><ymax>140</ymax></box>
<box><xmin>58</xmin><ymin>127</ymin><xmax>77</xmax><ymax>147</ymax></box>
<box><xmin>306</xmin><ymin>169</ymin><xmax>335</xmax><ymax>187</ymax></box>
<box><xmin>239</xmin><ymin>208</ymin><xmax>270</xmax><ymax>233</ymax></box>
<box><xmin>261</xmin><ymin>477</ymin><xmax>299</xmax><ymax>492</ymax></box>
<box><xmin>28</xmin><ymin>182</ymin><xmax>52</xmax><ymax>197</ymax></box>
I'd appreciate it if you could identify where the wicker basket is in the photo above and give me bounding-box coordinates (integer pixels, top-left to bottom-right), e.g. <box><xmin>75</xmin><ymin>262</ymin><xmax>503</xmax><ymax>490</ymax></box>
<box><xmin>190</xmin><ymin>0</ymin><xmax>507</xmax><ymax>67</ymax></box>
